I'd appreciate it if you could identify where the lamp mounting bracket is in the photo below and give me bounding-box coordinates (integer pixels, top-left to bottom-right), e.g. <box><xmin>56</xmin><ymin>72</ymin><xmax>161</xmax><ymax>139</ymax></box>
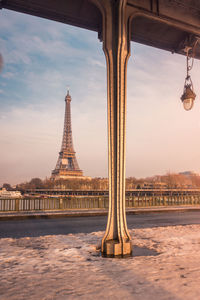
<box><xmin>176</xmin><ymin>34</ymin><xmax>200</xmax><ymax>56</ymax></box>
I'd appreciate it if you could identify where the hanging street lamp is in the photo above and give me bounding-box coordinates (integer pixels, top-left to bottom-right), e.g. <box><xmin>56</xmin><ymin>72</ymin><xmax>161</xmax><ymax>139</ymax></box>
<box><xmin>181</xmin><ymin>77</ymin><xmax>196</xmax><ymax>111</ymax></box>
<box><xmin>181</xmin><ymin>44</ymin><xmax>197</xmax><ymax>111</ymax></box>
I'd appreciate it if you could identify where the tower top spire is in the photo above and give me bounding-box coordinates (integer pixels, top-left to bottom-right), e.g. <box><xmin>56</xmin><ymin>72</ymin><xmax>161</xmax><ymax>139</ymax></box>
<box><xmin>65</xmin><ymin>89</ymin><xmax>71</xmax><ymax>102</ymax></box>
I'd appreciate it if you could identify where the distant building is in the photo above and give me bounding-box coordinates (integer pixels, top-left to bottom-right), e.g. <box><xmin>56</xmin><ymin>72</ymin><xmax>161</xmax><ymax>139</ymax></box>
<box><xmin>179</xmin><ymin>171</ymin><xmax>199</xmax><ymax>178</ymax></box>
<box><xmin>0</xmin><ymin>188</ymin><xmax>22</xmax><ymax>199</ymax></box>
<box><xmin>142</xmin><ymin>182</ymin><xmax>168</xmax><ymax>189</ymax></box>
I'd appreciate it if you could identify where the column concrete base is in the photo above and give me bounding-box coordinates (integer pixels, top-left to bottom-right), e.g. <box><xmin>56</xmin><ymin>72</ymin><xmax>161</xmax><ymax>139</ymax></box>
<box><xmin>101</xmin><ymin>240</ymin><xmax>132</xmax><ymax>257</ymax></box>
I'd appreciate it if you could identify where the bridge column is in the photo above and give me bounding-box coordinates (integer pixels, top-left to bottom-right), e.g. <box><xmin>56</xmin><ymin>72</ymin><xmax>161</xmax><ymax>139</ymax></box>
<box><xmin>96</xmin><ymin>0</ymin><xmax>132</xmax><ymax>256</ymax></box>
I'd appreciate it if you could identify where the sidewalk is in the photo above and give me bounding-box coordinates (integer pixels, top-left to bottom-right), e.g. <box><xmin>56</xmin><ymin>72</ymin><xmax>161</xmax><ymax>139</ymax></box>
<box><xmin>1</xmin><ymin>223</ymin><xmax>200</xmax><ymax>299</ymax></box>
<box><xmin>1</xmin><ymin>205</ymin><xmax>200</xmax><ymax>220</ymax></box>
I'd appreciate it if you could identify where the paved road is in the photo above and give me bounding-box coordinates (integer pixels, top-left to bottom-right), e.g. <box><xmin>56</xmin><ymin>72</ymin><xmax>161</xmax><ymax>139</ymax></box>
<box><xmin>0</xmin><ymin>211</ymin><xmax>200</xmax><ymax>238</ymax></box>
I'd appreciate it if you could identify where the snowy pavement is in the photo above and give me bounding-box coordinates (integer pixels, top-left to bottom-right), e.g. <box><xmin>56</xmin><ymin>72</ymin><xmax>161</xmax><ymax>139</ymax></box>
<box><xmin>0</xmin><ymin>225</ymin><xmax>200</xmax><ymax>300</ymax></box>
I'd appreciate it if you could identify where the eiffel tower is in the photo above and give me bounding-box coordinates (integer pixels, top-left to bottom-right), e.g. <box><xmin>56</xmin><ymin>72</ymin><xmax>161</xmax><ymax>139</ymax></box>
<box><xmin>51</xmin><ymin>90</ymin><xmax>83</xmax><ymax>179</ymax></box>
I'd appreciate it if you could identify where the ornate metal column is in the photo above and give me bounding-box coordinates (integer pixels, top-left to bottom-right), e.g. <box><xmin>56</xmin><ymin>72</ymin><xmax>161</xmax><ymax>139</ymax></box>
<box><xmin>94</xmin><ymin>0</ymin><xmax>132</xmax><ymax>257</ymax></box>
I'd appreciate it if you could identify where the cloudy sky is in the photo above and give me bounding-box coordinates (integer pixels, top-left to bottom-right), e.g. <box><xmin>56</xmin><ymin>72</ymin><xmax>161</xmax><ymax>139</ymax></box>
<box><xmin>1</xmin><ymin>9</ymin><xmax>200</xmax><ymax>185</ymax></box>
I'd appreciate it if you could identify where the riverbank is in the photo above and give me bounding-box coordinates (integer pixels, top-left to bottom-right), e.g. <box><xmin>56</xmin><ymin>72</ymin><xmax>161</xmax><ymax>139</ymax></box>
<box><xmin>1</xmin><ymin>205</ymin><xmax>200</xmax><ymax>220</ymax></box>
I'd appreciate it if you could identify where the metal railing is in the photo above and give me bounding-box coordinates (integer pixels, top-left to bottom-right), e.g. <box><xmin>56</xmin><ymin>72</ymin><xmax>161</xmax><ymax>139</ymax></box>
<box><xmin>0</xmin><ymin>197</ymin><xmax>109</xmax><ymax>211</ymax></box>
<box><xmin>1</xmin><ymin>190</ymin><xmax>200</xmax><ymax>212</ymax></box>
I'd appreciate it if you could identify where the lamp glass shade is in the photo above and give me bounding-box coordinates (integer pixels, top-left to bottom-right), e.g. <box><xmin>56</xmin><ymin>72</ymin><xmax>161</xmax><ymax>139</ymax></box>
<box><xmin>181</xmin><ymin>85</ymin><xmax>196</xmax><ymax>111</ymax></box>
<box><xmin>183</xmin><ymin>98</ymin><xmax>194</xmax><ymax>111</ymax></box>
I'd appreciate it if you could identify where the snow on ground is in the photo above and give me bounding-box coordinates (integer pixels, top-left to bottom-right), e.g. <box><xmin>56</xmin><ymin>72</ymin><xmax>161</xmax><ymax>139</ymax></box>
<box><xmin>0</xmin><ymin>225</ymin><xmax>200</xmax><ymax>300</ymax></box>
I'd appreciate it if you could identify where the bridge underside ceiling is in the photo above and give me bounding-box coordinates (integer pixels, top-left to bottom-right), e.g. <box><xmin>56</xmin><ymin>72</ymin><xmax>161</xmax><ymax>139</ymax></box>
<box><xmin>1</xmin><ymin>0</ymin><xmax>200</xmax><ymax>58</ymax></box>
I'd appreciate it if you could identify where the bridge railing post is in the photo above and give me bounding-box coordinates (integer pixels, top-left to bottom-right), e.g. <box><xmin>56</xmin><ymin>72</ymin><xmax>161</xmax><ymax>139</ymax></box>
<box><xmin>59</xmin><ymin>198</ymin><xmax>63</xmax><ymax>209</ymax></box>
<box><xmin>15</xmin><ymin>199</ymin><xmax>19</xmax><ymax>211</ymax></box>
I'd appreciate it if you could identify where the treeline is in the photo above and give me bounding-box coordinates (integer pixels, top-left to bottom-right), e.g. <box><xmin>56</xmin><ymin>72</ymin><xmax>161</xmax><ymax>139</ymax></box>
<box><xmin>16</xmin><ymin>177</ymin><xmax>109</xmax><ymax>191</ymax></box>
<box><xmin>126</xmin><ymin>172</ymin><xmax>200</xmax><ymax>189</ymax></box>
<box><xmin>2</xmin><ymin>171</ymin><xmax>200</xmax><ymax>191</ymax></box>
